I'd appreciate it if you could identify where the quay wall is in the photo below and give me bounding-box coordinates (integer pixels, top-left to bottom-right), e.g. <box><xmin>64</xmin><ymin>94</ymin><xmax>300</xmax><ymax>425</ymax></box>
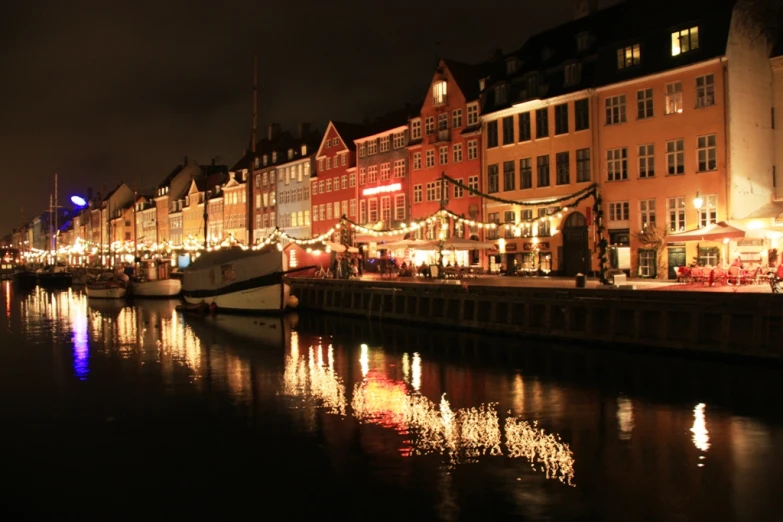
<box><xmin>289</xmin><ymin>279</ymin><xmax>783</xmax><ymax>361</ymax></box>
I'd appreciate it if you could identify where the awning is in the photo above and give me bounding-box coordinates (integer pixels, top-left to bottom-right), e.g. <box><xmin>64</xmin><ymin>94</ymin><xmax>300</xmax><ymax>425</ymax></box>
<box><xmin>739</xmin><ymin>201</ymin><xmax>783</xmax><ymax>220</ymax></box>
<box><xmin>665</xmin><ymin>221</ymin><xmax>746</xmax><ymax>243</ymax></box>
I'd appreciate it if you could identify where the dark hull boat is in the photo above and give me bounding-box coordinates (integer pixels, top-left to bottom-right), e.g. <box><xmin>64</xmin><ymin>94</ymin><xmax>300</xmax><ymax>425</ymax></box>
<box><xmin>12</xmin><ymin>270</ymin><xmax>38</xmax><ymax>289</ymax></box>
<box><xmin>37</xmin><ymin>270</ymin><xmax>72</xmax><ymax>289</ymax></box>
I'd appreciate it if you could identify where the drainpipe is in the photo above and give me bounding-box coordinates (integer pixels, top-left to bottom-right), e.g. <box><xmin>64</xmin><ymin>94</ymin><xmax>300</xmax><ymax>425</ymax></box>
<box><xmin>721</xmin><ymin>56</ymin><xmax>731</xmax><ymax>222</ymax></box>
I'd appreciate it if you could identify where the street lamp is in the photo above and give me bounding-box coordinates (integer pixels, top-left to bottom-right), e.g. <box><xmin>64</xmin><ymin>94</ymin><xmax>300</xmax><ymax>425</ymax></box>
<box><xmin>693</xmin><ymin>191</ymin><xmax>704</xmax><ymax>228</ymax></box>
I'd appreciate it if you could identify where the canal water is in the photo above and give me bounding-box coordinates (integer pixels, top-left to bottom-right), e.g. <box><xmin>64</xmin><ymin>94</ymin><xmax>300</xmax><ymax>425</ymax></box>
<box><xmin>1</xmin><ymin>282</ymin><xmax>782</xmax><ymax>521</ymax></box>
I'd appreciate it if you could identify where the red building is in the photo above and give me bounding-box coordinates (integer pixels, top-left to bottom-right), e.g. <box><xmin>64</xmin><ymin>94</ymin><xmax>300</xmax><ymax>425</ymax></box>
<box><xmin>354</xmin><ymin>108</ymin><xmax>415</xmax><ymax>239</ymax></box>
<box><xmin>408</xmin><ymin>60</ymin><xmax>484</xmax><ymax>257</ymax></box>
<box><xmin>311</xmin><ymin>121</ymin><xmax>364</xmax><ymax>237</ymax></box>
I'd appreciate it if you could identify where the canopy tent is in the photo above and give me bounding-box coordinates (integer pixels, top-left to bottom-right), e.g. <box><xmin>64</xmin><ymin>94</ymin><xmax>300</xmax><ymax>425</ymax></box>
<box><xmin>324</xmin><ymin>241</ymin><xmax>359</xmax><ymax>253</ymax></box>
<box><xmin>382</xmin><ymin>238</ymin><xmax>435</xmax><ymax>249</ymax></box>
<box><xmin>439</xmin><ymin>237</ymin><xmax>495</xmax><ymax>250</ymax></box>
<box><xmin>665</xmin><ymin>221</ymin><xmax>747</xmax><ymax>243</ymax></box>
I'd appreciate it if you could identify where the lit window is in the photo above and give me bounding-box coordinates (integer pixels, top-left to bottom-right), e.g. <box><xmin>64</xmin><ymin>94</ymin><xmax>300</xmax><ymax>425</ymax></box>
<box><xmin>432</xmin><ymin>81</ymin><xmax>447</xmax><ymax>105</ymax></box>
<box><xmin>671</xmin><ymin>26</ymin><xmax>699</xmax><ymax>56</ymax></box>
<box><xmin>617</xmin><ymin>44</ymin><xmax>641</xmax><ymax>69</ymax></box>
<box><xmin>665</xmin><ymin>82</ymin><xmax>683</xmax><ymax>114</ymax></box>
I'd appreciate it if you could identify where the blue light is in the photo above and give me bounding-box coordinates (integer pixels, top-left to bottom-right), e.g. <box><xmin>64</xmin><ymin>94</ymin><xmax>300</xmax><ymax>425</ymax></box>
<box><xmin>70</xmin><ymin>195</ymin><xmax>87</xmax><ymax>207</ymax></box>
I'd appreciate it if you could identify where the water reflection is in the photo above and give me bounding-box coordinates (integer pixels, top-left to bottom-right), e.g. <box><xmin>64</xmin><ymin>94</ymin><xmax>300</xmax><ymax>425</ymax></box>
<box><xmin>283</xmin><ymin>340</ymin><xmax>576</xmax><ymax>485</ymax></box>
<box><xmin>4</xmin><ymin>286</ymin><xmax>783</xmax><ymax>521</ymax></box>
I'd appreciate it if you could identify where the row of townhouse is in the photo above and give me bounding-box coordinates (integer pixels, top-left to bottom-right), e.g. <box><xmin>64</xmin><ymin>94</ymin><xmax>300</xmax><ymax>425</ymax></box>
<box><xmin>6</xmin><ymin>0</ymin><xmax>781</xmax><ymax>279</ymax></box>
<box><xmin>284</xmin><ymin>0</ymin><xmax>783</xmax><ymax>278</ymax></box>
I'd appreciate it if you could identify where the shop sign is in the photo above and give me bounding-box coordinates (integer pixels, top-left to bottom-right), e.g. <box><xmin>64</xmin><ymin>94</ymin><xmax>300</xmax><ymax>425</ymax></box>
<box><xmin>362</xmin><ymin>183</ymin><xmax>402</xmax><ymax>196</ymax></box>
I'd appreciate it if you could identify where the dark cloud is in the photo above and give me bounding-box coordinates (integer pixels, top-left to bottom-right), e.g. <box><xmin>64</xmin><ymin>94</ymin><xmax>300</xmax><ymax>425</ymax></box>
<box><xmin>0</xmin><ymin>0</ymin><xmax>620</xmax><ymax>232</ymax></box>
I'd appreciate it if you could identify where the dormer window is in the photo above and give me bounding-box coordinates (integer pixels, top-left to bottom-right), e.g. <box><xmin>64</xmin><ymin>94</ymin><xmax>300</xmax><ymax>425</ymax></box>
<box><xmin>272</xmin><ymin>152</ymin><xmax>277</xmax><ymax>162</ymax></box>
<box><xmin>672</xmin><ymin>26</ymin><xmax>699</xmax><ymax>56</ymax></box>
<box><xmin>505</xmin><ymin>57</ymin><xmax>519</xmax><ymax>75</ymax></box>
<box><xmin>564</xmin><ymin>63</ymin><xmax>582</xmax><ymax>86</ymax></box>
<box><xmin>254</xmin><ymin>157</ymin><xmax>260</xmax><ymax>169</ymax></box>
<box><xmin>541</xmin><ymin>47</ymin><xmax>554</xmax><ymax>62</ymax></box>
<box><xmin>288</xmin><ymin>149</ymin><xmax>294</xmax><ymax>160</ymax></box>
<box><xmin>479</xmin><ymin>78</ymin><xmax>486</xmax><ymax>92</ymax></box>
<box><xmin>494</xmin><ymin>83</ymin><xmax>509</xmax><ymax>105</ymax></box>
<box><xmin>263</xmin><ymin>154</ymin><xmax>268</xmax><ymax>166</ymax></box>
<box><xmin>432</xmin><ymin>80</ymin><xmax>447</xmax><ymax>105</ymax></box>
<box><xmin>527</xmin><ymin>74</ymin><xmax>540</xmax><ymax>98</ymax></box>
<box><xmin>617</xmin><ymin>44</ymin><xmax>641</xmax><ymax>69</ymax></box>
<box><xmin>301</xmin><ymin>144</ymin><xmax>307</xmax><ymax>155</ymax></box>
<box><xmin>576</xmin><ymin>32</ymin><xmax>592</xmax><ymax>52</ymax></box>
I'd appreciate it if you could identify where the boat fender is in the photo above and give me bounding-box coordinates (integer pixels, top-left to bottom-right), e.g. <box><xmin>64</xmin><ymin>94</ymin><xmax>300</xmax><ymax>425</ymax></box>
<box><xmin>287</xmin><ymin>295</ymin><xmax>299</xmax><ymax>309</ymax></box>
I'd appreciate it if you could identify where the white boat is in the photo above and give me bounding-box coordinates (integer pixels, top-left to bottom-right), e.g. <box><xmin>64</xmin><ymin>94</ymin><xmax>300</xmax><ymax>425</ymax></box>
<box><xmin>181</xmin><ymin>246</ymin><xmax>291</xmax><ymax>313</ymax></box>
<box><xmin>132</xmin><ymin>278</ymin><xmax>181</xmax><ymax>297</ymax></box>
<box><xmin>130</xmin><ymin>261</ymin><xmax>181</xmax><ymax>297</ymax></box>
<box><xmin>85</xmin><ymin>272</ymin><xmax>128</xmax><ymax>299</ymax></box>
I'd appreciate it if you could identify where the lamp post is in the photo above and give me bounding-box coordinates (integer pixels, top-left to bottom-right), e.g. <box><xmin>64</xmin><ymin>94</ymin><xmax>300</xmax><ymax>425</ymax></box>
<box><xmin>693</xmin><ymin>191</ymin><xmax>704</xmax><ymax>229</ymax></box>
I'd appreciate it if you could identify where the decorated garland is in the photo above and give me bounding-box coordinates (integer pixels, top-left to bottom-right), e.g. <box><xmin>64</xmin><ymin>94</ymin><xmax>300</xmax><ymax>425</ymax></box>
<box><xmin>440</xmin><ymin>173</ymin><xmax>597</xmax><ymax>207</ymax></box>
<box><xmin>592</xmin><ymin>192</ymin><xmax>608</xmax><ymax>283</ymax></box>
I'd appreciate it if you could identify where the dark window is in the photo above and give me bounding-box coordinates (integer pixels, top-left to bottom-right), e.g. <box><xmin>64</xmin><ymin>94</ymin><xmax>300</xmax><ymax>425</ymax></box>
<box><xmin>556</xmin><ymin>152</ymin><xmax>570</xmax><ymax>185</ymax></box>
<box><xmin>487</xmin><ymin>121</ymin><xmax>498</xmax><ymax>148</ymax></box>
<box><xmin>535</xmin><ymin>108</ymin><xmax>549</xmax><ymax>139</ymax></box>
<box><xmin>537</xmin><ymin>155</ymin><xmax>550</xmax><ymax>187</ymax></box>
<box><xmin>554</xmin><ymin>104</ymin><xmax>569</xmax><ymax>135</ymax></box>
<box><xmin>487</xmin><ymin>164</ymin><xmax>499</xmax><ymax>193</ymax></box>
<box><xmin>576</xmin><ymin>148</ymin><xmax>591</xmax><ymax>182</ymax></box>
<box><xmin>502</xmin><ymin>116</ymin><xmax>514</xmax><ymax>145</ymax></box>
<box><xmin>519</xmin><ymin>112</ymin><xmax>531</xmax><ymax>142</ymax></box>
<box><xmin>503</xmin><ymin>161</ymin><xmax>515</xmax><ymax>191</ymax></box>
<box><xmin>520</xmin><ymin>158</ymin><xmax>532</xmax><ymax>189</ymax></box>
<box><xmin>575</xmin><ymin>99</ymin><xmax>590</xmax><ymax>131</ymax></box>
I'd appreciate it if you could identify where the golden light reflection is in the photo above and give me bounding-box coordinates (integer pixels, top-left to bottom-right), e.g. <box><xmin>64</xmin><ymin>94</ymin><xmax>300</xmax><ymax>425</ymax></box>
<box><xmin>401</xmin><ymin>353</ymin><xmax>410</xmax><ymax>384</ymax></box>
<box><xmin>284</xmin><ymin>341</ymin><xmax>347</xmax><ymax>416</ymax></box>
<box><xmin>505</xmin><ymin>418</ymin><xmax>575</xmax><ymax>486</ymax></box>
<box><xmin>360</xmin><ymin>344</ymin><xmax>369</xmax><ymax>377</ymax></box>
<box><xmin>412</xmin><ymin>352</ymin><xmax>421</xmax><ymax>391</ymax></box>
<box><xmin>617</xmin><ymin>397</ymin><xmax>634</xmax><ymax>441</ymax></box>
<box><xmin>691</xmin><ymin>403</ymin><xmax>710</xmax><ymax>456</ymax></box>
<box><xmin>5</xmin><ymin>281</ymin><xmax>10</xmax><ymax>318</ymax></box>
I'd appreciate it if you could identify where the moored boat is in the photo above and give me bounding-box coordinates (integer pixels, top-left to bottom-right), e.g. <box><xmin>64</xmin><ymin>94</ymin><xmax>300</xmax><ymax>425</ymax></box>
<box><xmin>37</xmin><ymin>266</ymin><xmax>72</xmax><ymax>289</ymax></box>
<box><xmin>85</xmin><ymin>272</ymin><xmax>128</xmax><ymax>299</ymax></box>
<box><xmin>130</xmin><ymin>260</ymin><xmax>182</xmax><ymax>298</ymax></box>
<box><xmin>12</xmin><ymin>269</ymin><xmax>38</xmax><ymax>289</ymax></box>
<box><xmin>181</xmin><ymin>246</ymin><xmax>293</xmax><ymax>314</ymax></box>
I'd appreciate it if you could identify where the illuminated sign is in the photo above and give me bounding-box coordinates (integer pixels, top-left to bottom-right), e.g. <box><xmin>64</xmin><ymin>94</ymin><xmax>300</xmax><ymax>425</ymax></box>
<box><xmin>70</xmin><ymin>195</ymin><xmax>87</xmax><ymax>207</ymax></box>
<box><xmin>362</xmin><ymin>183</ymin><xmax>402</xmax><ymax>197</ymax></box>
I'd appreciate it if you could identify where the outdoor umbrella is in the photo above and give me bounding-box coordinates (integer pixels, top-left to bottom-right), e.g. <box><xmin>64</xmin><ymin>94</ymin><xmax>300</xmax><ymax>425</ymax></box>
<box><xmin>665</xmin><ymin>221</ymin><xmax>746</xmax><ymax>243</ymax></box>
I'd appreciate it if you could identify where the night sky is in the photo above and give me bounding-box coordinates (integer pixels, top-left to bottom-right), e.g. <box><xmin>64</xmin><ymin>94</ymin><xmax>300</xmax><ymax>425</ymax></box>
<box><xmin>0</xmin><ymin>0</ymin><xmax>620</xmax><ymax>233</ymax></box>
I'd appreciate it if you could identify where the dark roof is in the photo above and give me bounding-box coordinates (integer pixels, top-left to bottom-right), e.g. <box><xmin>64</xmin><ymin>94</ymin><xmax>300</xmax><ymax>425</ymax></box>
<box><xmin>442</xmin><ymin>59</ymin><xmax>484</xmax><ymax>101</ymax></box>
<box><xmin>357</xmin><ymin>104</ymin><xmax>420</xmax><ymax>138</ymax></box>
<box><xmin>481</xmin><ymin>0</ymin><xmax>738</xmax><ymax>115</ymax></box>
<box><xmin>331</xmin><ymin>121</ymin><xmax>366</xmax><ymax>148</ymax></box>
<box><xmin>102</xmin><ymin>183</ymin><xmax>125</xmax><ymax>203</ymax></box>
<box><xmin>157</xmin><ymin>164</ymin><xmax>184</xmax><ymax>189</ymax></box>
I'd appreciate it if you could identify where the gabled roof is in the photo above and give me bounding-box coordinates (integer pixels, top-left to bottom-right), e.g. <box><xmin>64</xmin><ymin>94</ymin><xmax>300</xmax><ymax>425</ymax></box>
<box><xmin>157</xmin><ymin>164</ymin><xmax>185</xmax><ymax>189</ymax></box>
<box><xmin>357</xmin><ymin>105</ymin><xmax>419</xmax><ymax>139</ymax></box>
<box><xmin>442</xmin><ymin>59</ymin><xmax>484</xmax><ymax>101</ymax></box>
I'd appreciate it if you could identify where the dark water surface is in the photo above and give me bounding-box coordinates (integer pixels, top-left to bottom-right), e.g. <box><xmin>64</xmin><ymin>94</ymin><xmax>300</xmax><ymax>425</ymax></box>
<box><xmin>1</xmin><ymin>281</ymin><xmax>782</xmax><ymax>521</ymax></box>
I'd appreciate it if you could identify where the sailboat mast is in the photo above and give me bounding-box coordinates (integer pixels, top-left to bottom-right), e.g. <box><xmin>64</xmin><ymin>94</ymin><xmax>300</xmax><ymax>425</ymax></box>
<box><xmin>252</xmin><ymin>52</ymin><xmax>258</xmax><ymax>155</ymax></box>
<box><xmin>53</xmin><ymin>173</ymin><xmax>58</xmax><ymax>256</ymax></box>
<box><xmin>49</xmin><ymin>193</ymin><xmax>54</xmax><ymax>256</ymax></box>
<box><xmin>133</xmin><ymin>183</ymin><xmax>138</xmax><ymax>261</ymax></box>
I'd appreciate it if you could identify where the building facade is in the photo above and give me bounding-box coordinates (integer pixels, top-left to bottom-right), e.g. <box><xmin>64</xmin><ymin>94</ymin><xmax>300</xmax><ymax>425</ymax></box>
<box><xmin>221</xmin><ymin>171</ymin><xmax>248</xmax><ymax>244</ymax></box>
<box><xmin>311</xmin><ymin>121</ymin><xmax>363</xmax><ymax>237</ymax></box>
<box><xmin>355</xmin><ymin>109</ymin><xmax>413</xmax><ymax>241</ymax></box>
<box><xmin>409</xmin><ymin>59</ymin><xmax>485</xmax><ymax>265</ymax></box>
<box><xmin>276</xmin><ymin>125</ymin><xmax>321</xmax><ymax>240</ymax></box>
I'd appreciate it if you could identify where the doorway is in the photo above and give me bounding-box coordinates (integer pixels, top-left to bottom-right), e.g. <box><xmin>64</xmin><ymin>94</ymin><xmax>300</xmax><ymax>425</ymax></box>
<box><xmin>667</xmin><ymin>247</ymin><xmax>686</xmax><ymax>279</ymax></box>
<box><xmin>562</xmin><ymin>212</ymin><xmax>589</xmax><ymax>276</ymax></box>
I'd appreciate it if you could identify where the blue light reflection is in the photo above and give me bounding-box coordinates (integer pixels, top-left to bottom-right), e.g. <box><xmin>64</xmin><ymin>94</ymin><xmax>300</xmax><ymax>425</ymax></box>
<box><xmin>71</xmin><ymin>310</ymin><xmax>89</xmax><ymax>380</ymax></box>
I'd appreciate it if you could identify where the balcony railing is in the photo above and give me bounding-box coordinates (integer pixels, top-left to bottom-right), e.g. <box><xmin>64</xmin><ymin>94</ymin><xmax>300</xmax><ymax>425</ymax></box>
<box><xmin>428</xmin><ymin>129</ymin><xmax>451</xmax><ymax>144</ymax></box>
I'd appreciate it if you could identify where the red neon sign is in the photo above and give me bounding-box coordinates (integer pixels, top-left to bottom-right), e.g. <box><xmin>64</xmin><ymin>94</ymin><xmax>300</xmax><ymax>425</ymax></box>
<box><xmin>362</xmin><ymin>183</ymin><xmax>402</xmax><ymax>197</ymax></box>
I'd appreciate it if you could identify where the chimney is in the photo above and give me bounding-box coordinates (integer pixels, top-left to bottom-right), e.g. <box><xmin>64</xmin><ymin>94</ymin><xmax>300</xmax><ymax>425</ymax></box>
<box><xmin>573</xmin><ymin>0</ymin><xmax>598</xmax><ymax>19</ymax></box>
<box><xmin>298</xmin><ymin>122</ymin><xmax>311</xmax><ymax>138</ymax></box>
<box><xmin>268</xmin><ymin>123</ymin><xmax>281</xmax><ymax>141</ymax></box>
